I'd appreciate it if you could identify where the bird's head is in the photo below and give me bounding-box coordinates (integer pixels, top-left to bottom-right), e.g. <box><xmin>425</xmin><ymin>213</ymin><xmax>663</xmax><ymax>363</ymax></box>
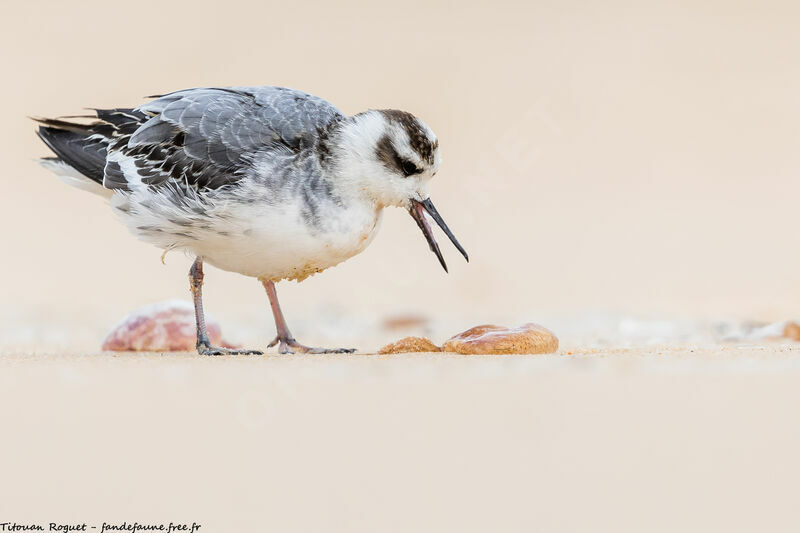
<box><xmin>333</xmin><ymin>109</ymin><xmax>468</xmax><ymax>271</ymax></box>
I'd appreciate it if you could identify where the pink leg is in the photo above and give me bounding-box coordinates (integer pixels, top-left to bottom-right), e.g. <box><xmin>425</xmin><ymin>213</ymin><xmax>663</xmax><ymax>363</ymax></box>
<box><xmin>261</xmin><ymin>279</ymin><xmax>355</xmax><ymax>354</ymax></box>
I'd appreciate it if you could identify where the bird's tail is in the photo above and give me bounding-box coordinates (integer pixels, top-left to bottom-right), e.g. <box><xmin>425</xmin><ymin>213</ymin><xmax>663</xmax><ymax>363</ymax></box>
<box><xmin>33</xmin><ymin>109</ymin><xmax>145</xmax><ymax>197</ymax></box>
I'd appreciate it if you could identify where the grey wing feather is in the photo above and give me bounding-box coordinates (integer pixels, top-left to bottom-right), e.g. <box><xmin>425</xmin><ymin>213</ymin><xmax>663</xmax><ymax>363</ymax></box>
<box><xmin>109</xmin><ymin>86</ymin><xmax>344</xmax><ymax>191</ymax></box>
<box><xmin>128</xmin><ymin>119</ymin><xmax>175</xmax><ymax>145</ymax></box>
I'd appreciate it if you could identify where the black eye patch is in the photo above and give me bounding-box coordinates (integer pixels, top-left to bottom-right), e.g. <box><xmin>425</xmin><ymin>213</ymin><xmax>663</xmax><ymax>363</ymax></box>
<box><xmin>401</xmin><ymin>160</ymin><xmax>421</xmax><ymax>177</ymax></box>
<box><xmin>376</xmin><ymin>134</ymin><xmax>424</xmax><ymax>178</ymax></box>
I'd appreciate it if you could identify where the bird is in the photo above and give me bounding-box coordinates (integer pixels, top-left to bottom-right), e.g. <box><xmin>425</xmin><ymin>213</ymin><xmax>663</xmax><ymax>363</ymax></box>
<box><xmin>34</xmin><ymin>85</ymin><xmax>468</xmax><ymax>355</ymax></box>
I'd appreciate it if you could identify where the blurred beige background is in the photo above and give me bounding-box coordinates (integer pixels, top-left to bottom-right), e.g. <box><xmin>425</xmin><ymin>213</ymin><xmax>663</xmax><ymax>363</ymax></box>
<box><xmin>3</xmin><ymin>3</ymin><xmax>800</xmax><ymax>532</ymax></box>
<box><xmin>3</xmin><ymin>0</ymin><xmax>800</xmax><ymax>350</ymax></box>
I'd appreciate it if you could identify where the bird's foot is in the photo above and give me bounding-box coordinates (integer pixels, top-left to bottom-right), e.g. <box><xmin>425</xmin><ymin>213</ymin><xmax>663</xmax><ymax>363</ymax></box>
<box><xmin>197</xmin><ymin>343</ymin><xmax>263</xmax><ymax>356</ymax></box>
<box><xmin>267</xmin><ymin>336</ymin><xmax>355</xmax><ymax>355</ymax></box>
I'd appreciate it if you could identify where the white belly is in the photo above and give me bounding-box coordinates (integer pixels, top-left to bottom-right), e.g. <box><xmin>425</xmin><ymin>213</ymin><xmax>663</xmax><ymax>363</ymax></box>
<box><xmin>112</xmin><ymin>190</ymin><xmax>383</xmax><ymax>281</ymax></box>
<box><xmin>194</xmin><ymin>206</ymin><xmax>383</xmax><ymax>281</ymax></box>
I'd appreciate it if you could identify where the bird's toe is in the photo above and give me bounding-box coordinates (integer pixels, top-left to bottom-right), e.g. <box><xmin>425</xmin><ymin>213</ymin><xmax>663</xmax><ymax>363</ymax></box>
<box><xmin>198</xmin><ymin>344</ymin><xmax>262</xmax><ymax>356</ymax></box>
<box><xmin>272</xmin><ymin>338</ymin><xmax>356</xmax><ymax>354</ymax></box>
<box><xmin>234</xmin><ymin>349</ymin><xmax>264</xmax><ymax>355</ymax></box>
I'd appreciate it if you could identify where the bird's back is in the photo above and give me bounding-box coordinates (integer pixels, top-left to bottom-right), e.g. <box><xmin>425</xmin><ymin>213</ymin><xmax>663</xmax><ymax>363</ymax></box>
<box><xmin>36</xmin><ymin>86</ymin><xmax>346</xmax><ymax>195</ymax></box>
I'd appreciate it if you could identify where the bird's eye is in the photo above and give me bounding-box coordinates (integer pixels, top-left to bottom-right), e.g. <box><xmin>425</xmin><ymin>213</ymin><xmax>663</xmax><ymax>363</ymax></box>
<box><xmin>401</xmin><ymin>160</ymin><xmax>420</xmax><ymax>177</ymax></box>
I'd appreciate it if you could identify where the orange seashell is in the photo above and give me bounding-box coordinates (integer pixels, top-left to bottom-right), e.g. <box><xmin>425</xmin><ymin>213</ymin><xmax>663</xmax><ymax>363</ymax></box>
<box><xmin>783</xmin><ymin>321</ymin><xmax>800</xmax><ymax>341</ymax></box>
<box><xmin>378</xmin><ymin>336</ymin><xmax>441</xmax><ymax>354</ymax></box>
<box><xmin>442</xmin><ymin>323</ymin><xmax>558</xmax><ymax>355</ymax></box>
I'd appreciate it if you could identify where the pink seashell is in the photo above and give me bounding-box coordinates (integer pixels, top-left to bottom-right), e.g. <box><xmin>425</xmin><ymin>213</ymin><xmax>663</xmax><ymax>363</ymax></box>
<box><xmin>102</xmin><ymin>300</ymin><xmax>235</xmax><ymax>352</ymax></box>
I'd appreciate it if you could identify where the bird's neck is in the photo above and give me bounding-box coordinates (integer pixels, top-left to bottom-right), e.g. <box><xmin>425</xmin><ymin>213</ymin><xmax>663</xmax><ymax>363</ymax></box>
<box><xmin>323</xmin><ymin>115</ymin><xmax>397</xmax><ymax>211</ymax></box>
<box><xmin>321</xmin><ymin>125</ymin><xmax>370</xmax><ymax>205</ymax></box>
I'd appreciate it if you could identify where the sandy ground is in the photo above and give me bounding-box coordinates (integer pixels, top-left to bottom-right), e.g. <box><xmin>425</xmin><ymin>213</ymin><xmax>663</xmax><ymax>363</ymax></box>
<box><xmin>2</xmin><ymin>344</ymin><xmax>800</xmax><ymax>532</ymax></box>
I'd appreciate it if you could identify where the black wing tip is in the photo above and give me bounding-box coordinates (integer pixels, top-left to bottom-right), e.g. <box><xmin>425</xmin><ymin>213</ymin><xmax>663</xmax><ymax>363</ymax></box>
<box><xmin>35</xmin><ymin>125</ymin><xmax>59</xmax><ymax>146</ymax></box>
<box><xmin>29</xmin><ymin>115</ymin><xmax>54</xmax><ymax>125</ymax></box>
<box><xmin>30</xmin><ymin>116</ymin><xmax>97</xmax><ymax>135</ymax></box>
<box><xmin>33</xmin><ymin>120</ymin><xmax>107</xmax><ymax>184</ymax></box>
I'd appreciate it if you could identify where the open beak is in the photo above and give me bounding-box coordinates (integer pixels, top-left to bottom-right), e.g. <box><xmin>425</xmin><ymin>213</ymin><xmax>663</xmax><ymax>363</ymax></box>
<box><xmin>408</xmin><ymin>198</ymin><xmax>469</xmax><ymax>272</ymax></box>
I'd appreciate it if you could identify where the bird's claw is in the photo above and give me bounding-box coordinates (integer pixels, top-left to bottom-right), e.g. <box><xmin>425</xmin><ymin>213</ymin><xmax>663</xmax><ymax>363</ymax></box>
<box><xmin>268</xmin><ymin>336</ymin><xmax>355</xmax><ymax>354</ymax></box>
<box><xmin>197</xmin><ymin>343</ymin><xmax>263</xmax><ymax>356</ymax></box>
